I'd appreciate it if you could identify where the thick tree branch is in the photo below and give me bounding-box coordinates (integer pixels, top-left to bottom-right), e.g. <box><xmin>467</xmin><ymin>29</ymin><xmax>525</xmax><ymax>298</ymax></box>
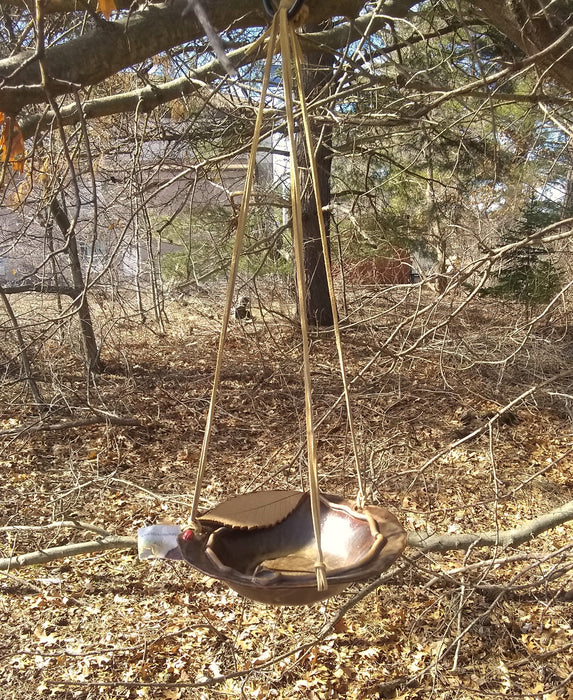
<box><xmin>2</xmin><ymin>500</ymin><xmax>572</xmax><ymax>571</ymax></box>
<box><xmin>409</xmin><ymin>499</ymin><xmax>573</xmax><ymax>552</ymax></box>
<box><xmin>0</xmin><ymin>0</ymin><xmax>368</xmax><ymax>114</ymax></box>
<box><xmin>1</xmin><ymin>284</ymin><xmax>78</xmax><ymax>296</ymax></box>
<box><xmin>0</xmin><ymin>521</ymin><xmax>111</xmax><ymax>535</ymax></box>
<box><xmin>470</xmin><ymin>0</ymin><xmax>573</xmax><ymax>93</ymax></box>
<box><xmin>2</xmin><ymin>0</ymin><xmax>572</xmax><ymax>117</ymax></box>
<box><xmin>18</xmin><ymin>37</ymin><xmax>271</xmax><ymax>139</ymax></box>
<box><xmin>0</xmin><ymin>0</ymin><xmax>366</xmax><ymax>17</ymax></box>
<box><xmin>0</xmin><ymin>535</ymin><xmax>137</xmax><ymax>571</ymax></box>
<box><xmin>12</xmin><ymin>10</ymin><xmax>392</xmax><ymax>131</ymax></box>
<box><xmin>1</xmin><ymin>0</ymin><xmax>218</xmax><ymax>113</ymax></box>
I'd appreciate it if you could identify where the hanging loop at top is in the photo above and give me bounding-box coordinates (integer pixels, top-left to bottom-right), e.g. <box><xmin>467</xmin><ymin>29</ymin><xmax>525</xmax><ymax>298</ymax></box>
<box><xmin>262</xmin><ymin>0</ymin><xmax>304</xmax><ymax>19</ymax></box>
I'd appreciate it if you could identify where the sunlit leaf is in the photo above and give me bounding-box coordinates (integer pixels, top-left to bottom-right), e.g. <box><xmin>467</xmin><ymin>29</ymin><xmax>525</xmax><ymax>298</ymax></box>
<box><xmin>0</xmin><ymin>112</ymin><xmax>25</xmax><ymax>172</ymax></box>
<box><xmin>98</xmin><ymin>0</ymin><xmax>117</xmax><ymax>19</ymax></box>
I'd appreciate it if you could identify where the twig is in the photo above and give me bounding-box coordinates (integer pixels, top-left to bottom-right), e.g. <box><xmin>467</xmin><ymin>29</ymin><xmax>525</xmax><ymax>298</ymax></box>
<box><xmin>408</xmin><ymin>368</ymin><xmax>573</xmax><ymax>489</ymax></box>
<box><xmin>0</xmin><ymin>520</ymin><xmax>111</xmax><ymax>536</ymax></box>
<box><xmin>107</xmin><ymin>476</ymin><xmax>193</xmax><ymax>506</ymax></box>
<box><xmin>508</xmin><ymin>642</ymin><xmax>573</xmax><ymax>668</ymax></box>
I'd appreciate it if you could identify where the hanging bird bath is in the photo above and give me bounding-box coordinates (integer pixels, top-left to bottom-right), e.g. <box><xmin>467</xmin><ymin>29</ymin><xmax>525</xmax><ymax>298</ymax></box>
<box><xmin>139</xmin><ymin>490</ymin><xmax>406</xmax><ymax>605</ymax></box>
<box><xmin>138</xmin><ymin>0</ymin><xmax>407</xmax><ymax>605</ymax></box>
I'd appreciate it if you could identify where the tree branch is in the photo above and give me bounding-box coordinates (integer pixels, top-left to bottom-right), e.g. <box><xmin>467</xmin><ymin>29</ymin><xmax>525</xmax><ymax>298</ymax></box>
<box><xmin>14</xmin><ymin>10</ymin><xmax>394</xmax><ymax>134</ymax></box>
<box><xmin>1</xmin><ymin>284</ymin><xmax>78</xmax><ymax>296</ymax></box>
<box><xmin>0</xmin><ymin>520</ymin><xmax>112</xmax><ymax>535</ymax></box>
<box><xmin>470</xmin><ymin>0</ymin><xmax>573</xmax><ymax>92</ymax></box>
<box><xmin>1</xmin><ymin>0</ymin><xmax>573</xmax><ymax>116</ymax></box>
<box><xmin>0</xmin><ymin>0</ymin><xmax>366</xmax><ymax>17</ymax></box>
<box><xmin>0</xmin><ymin>0</ymin><xmax>371</xmax><ymax>113</ymax></box>
<box><xmin>0</xmin><ymin>535</ymin><xmax>137</xmax><ymax>571</ymax></box>
<box><xmin>2</xmin><ymin>500</ymin><xmax>572</xmax><ymax>572</ymax></box>
<box><xmin>18</xmin><ymin>37</ymin><xmax>269</xmax><ymax>139</ymax></box>
<box><xmin>408</xmin><ymin>499</ymin><xmax>573</xmax><ymax>552</ymax></box>
<box><xmin>1</xmin><ymin>0</ymin><xmax>210</xmax><ymax>113</ymax></box>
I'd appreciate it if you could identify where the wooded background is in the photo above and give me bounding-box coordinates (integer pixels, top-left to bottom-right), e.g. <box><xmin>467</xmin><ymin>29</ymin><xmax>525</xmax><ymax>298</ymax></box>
<box><xmin>1</xmin><ymin>1</ymin><xmax>572</xmax><ymax>697</ymax></box>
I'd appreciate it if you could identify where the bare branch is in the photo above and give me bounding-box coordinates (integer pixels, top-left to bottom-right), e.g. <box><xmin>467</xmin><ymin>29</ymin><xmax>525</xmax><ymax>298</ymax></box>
<box><xmin>0</xmin><ymin>520</ymin><xmax>113</xmax><ymax>535</ymax></box>
<box><xmin>184</xmin><ymin>0</ymin><xmax>237</xmax><ymax>77</ymax></box>
<box><xmin>1</xmin><ymin>284</ymin><xmax>79</xmax><ymax>296</ymax></box>
<box><xmin>3</xmin><ymin>499</ymin><xmax>573</xmax><ymax>571</ymax></box>
<box><xmin>16</xmin><ymin>11</ymin><xmax>391</xmax><ymax>136</ymax></box>
<box><xmin>0</xmin><ymin>535</ymin><xmax>137</xmax><ymax>571</ymax></box>
<box><xmin>409</xmin><ymin>499</ymin><xmax>573</xmax><ymax>552</ymax></box>
<box><xmin>0</xmin><ymin>0</ymin><xmax>370</xmax><ymax>113</ymax></box>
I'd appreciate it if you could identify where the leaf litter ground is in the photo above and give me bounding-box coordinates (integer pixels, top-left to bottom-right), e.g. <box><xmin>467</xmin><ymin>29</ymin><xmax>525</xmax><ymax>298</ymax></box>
<box><xmin>1</xmin><ymin>286</ymin><xmax>572</xmax><ymax>699</ymax></box>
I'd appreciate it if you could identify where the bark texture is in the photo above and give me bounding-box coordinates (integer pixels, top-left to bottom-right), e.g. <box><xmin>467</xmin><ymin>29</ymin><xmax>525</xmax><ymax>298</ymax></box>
<box><xmin>297</xmin><ymin>22</ymin><xmax>335</xmax><ymax>327</ymax></box>
<box><xmin>0</xmin><ymin>0</ymin><xmax>366</xmax><ymax>113</ymax></box>
<box><xmin>471</xmin><ymin>0</ymin><xmax>573</xmax><ymax>92</ymax></box>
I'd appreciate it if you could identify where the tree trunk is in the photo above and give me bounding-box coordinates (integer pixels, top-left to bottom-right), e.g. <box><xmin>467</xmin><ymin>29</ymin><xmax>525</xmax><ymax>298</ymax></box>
<box><xmin>563</xmin><ymin>142</ymin><xmax>573</xmax><ymax>217</ymax></box>
<box><xmin>297</xmin><ymin>22</ymin><xmax>334</xmax><ymax>327</ymax></box>
<box><xmin>426</xmin><ymin>178</ymin><xmax>448</xmax><ymax>294</ymax></box>
<box><xmin>45</xmin><ymin>217</ymin><xmax>65</xmax><ymax>340</ymax></box>
<box><xmin>469</xmin><ymin>0</ymin><xmax>573</xmax><ymax>94</ymax></box>
<box><xmin>424</xmin><ymin>138</ymin><xmax>448</xmax><ymax>294</ymax></box>
<box><xmin>50</xmin><ymin>198</ymin><xmax>102</xmax><ymax>373</ymax></box>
